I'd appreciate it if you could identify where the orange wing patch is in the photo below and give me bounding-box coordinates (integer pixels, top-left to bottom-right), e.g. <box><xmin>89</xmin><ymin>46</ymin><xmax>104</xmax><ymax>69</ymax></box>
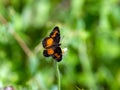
<box><xmin>47</xmin><ymin>48</ymin><xmax>54</xmax><ymax>55</ymax></box>
<box><xmin>42</xmin><ymin>37</ymin><xmax>54</xmax><ymax>48</ymax></box>
<box><xmin>54</xmin><ymin>53</ymin><xmax>60</xmax><ymax>58</ymax></box>
<box><xmin>50</xmin><ymin>30</ymin><xmax>58</xmax><ymax>38</ymax></box>
<box><xmin>46</xmin><ymin>38</ymin><xmax>53</xmax><ymax>48</ymax></box>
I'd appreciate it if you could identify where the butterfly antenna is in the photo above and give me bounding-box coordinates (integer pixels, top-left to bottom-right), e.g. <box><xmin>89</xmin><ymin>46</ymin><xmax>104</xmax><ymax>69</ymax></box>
<box><xmin>61</xmin><ymin>35</ymin><xmax>64</xmax><ymax>43</ymax></box>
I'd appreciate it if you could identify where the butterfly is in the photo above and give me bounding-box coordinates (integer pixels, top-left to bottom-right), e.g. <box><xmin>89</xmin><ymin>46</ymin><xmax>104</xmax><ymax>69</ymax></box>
<box><xmin>42</xmin><ymin>26</ymin><xmax>62</xmax><ymax>62</ymax></box>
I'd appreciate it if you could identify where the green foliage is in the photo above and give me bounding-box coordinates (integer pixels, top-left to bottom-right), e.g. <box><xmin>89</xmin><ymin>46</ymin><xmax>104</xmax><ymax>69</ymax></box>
<box><xmin>0</xmin><ymin>0</ymin><xmax>120</xmax><ymax>90</ymax></box>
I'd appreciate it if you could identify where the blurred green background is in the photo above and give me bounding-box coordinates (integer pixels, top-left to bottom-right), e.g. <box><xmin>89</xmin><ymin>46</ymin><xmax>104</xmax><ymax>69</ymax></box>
<box><xmin>0</xmin><ymin>0</ymin><xmax>120</xmax><ymax>90</ymax></box>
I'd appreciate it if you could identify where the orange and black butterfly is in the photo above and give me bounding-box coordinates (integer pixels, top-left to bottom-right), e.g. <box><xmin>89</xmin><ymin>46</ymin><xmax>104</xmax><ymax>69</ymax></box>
<box><xmin>42</xmin><ymin>26</ymin><xmax>62</xmax><ymax>62</ymax></box>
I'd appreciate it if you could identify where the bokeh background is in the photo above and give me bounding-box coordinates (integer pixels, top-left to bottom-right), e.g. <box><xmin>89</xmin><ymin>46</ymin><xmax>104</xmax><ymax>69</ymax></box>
<box><xmin>0</xmin><ymin>0</ymin><xmax>120</xmax><ymax>90</ymax></box>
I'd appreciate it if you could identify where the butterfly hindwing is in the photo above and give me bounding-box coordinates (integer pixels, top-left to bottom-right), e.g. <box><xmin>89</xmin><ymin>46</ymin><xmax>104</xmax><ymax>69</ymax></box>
<box><xmin>52</xmin><ymin>47</ymin><xmax>62</xmax><ymax>62</ymax></box>
<box><xmin>43</xmin><ymin>48</ymin><xmax>54</xmax><ymax>57</ymax></box>
<box><xmin>43</xmin><ymin>50</ymin><xmax>50</xmax><ymax>57</ymax></box>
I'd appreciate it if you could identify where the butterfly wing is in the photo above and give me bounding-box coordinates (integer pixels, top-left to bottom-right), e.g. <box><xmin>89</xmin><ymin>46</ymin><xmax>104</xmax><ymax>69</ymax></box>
<box><xmin>43</xmin><ymin>48</ymin><xmax>54</xmax><ymax>57</ymax></box>
<box><xmin>49</xmin><ymin>26</ymin><xmax>60</xmax><ymax>43</ymax></box>
<box><xmin>43</xmin><ymin>47</ymin><xmax>62</xmax><ymax>62</ymax></box>
<box><xmin>42</xmin><ymin>37</ymin><xmax>54</xmax><ymax>49</ymax></box>
<box><xmin>42</xmin><ymin>26</ymin><xmax>60</xmax><ymax>49</ymax></box>
<box><xmin>52</xmin><ymin>47</ymin><xmax>62</xmax><ymax>62</ymax></box>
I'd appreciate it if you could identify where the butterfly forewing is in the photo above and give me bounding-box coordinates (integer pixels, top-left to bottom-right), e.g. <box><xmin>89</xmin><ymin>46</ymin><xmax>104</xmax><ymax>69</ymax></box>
<box><xmin>50</xmin><ymin>27</ymin><xmax>60</xmax><ymax>43</ymax></box>
<box><xmin>42</xmin><ymin>37</ymin><xmax>54</xmax><ymax>49</ymax></box>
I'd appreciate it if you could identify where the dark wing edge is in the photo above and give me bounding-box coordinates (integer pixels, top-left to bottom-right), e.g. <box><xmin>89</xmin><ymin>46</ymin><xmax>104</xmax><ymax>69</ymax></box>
<box><xmin>43</xmin><ymin>50</ymin><xmax>51</xmax><ymax>57</ymax></box>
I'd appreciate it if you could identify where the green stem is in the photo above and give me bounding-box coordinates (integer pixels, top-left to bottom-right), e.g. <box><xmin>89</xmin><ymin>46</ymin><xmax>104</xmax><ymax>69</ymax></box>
<box><xmin>56</xmin><ymin>62</ymin><xmax>61</xmax><ymax>90</ymax></box>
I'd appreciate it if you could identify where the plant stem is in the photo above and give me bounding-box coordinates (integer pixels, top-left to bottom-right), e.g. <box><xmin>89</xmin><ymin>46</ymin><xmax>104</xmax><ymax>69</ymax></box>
<box><xmin>56</xmin><ymin>62</ymin><xmax>61</xmax><ymax>90</ymax></box>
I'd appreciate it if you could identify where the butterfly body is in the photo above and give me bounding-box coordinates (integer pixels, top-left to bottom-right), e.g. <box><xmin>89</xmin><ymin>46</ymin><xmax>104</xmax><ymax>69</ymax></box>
<box><xmin>42</xmin><ymin>26</ymin><xmax>62</xmax><ymax>62</ymax></box>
